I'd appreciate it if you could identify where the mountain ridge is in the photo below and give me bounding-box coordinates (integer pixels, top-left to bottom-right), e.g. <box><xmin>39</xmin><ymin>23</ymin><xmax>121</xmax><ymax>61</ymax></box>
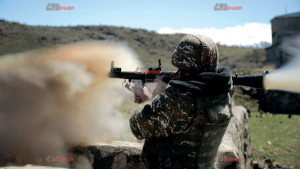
<box><xmin>0</xmin><ymin>19</ymin><xmax>267</xmax><ymax>70</ymax></box>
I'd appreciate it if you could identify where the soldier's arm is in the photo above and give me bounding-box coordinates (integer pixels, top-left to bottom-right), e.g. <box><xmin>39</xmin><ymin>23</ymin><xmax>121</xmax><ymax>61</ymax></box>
<box><xmin>129</xmin><ymin>86</ymin><xmax>196</xmax><ymax>139</ymax></box>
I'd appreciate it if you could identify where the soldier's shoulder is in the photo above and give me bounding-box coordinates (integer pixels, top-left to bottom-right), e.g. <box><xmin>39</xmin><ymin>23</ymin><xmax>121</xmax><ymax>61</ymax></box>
<box><xmin>152</xmin><ymin>85</ymin><xmax>195</xmax><ymax>110</ymax></box>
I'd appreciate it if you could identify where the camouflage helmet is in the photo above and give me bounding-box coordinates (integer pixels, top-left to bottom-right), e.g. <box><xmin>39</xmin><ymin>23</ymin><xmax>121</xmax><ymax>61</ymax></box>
<box><xmin>171</xmin><ymin>34</ymin><xmax>219</xmax><ymax>73</ymax></box>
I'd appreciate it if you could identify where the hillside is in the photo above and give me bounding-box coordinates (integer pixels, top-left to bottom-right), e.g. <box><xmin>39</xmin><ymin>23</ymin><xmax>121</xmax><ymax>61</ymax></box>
<box><xmin>0</xmin><ymin>20</ymin><xmax>266</xmax><ymax>71</ymax></box>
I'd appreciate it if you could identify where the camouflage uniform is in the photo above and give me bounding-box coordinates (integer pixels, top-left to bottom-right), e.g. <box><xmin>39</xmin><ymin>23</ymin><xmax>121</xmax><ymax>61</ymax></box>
<box><xmin>130</xmin><ymin>34</ymin><xmax>233</xmax><ymax>169</ymax></box>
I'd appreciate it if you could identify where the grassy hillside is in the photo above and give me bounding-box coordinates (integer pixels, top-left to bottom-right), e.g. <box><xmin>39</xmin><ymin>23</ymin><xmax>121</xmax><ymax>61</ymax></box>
<box><xmin>0</xmin><ymin>20</ymin><xmax>266</xmax><ymax>71</ymax></box>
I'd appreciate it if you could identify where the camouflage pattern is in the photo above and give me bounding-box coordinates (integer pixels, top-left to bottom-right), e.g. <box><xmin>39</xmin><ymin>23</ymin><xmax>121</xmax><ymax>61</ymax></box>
<box><xmin>129</xmin><ymin>85</ymin><xmax>232</xmax><ymax>169</ymax></box>
<box><xmin>171</xmin><ymin>34</ymin><xmax>219</xmax><ymax>73</ymax></box>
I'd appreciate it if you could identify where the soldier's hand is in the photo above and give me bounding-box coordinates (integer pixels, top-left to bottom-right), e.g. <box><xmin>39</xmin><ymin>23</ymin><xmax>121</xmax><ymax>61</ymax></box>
<box><xmin>132</xmin><ymin>86</ymin><xmax>152</xmax><ymax>104</ymax></box>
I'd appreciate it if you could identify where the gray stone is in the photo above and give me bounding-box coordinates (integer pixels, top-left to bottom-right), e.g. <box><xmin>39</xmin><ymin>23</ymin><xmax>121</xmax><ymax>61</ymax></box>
<box><xmin>215</xmin><ymin>106</ymin><xmax>253</xmax><ymax>169</ymax></box>
<box><xmin>0</xmin><ymin>106</ymin><xmax>252</xmax><ymax>169</ymax></box>
<box><xmin>70</xmin><ymin>142</ymin><xmax>145</xmax><ymax>169</ymax></box>
<box><xmin>69</xmin><ymin>106</ymin><xmax>252</xmax><ymax>169</ymax></box>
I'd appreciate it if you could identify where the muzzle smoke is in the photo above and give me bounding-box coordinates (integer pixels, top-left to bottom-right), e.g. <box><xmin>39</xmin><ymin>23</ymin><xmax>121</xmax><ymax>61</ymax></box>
<box><xmin>264</xmin><ymin>35</ymin><xmax>300</xmax><ymax>93</ymax></box>
<box><xmin>0</xmin><ymin>41</ymin><xmax>141</xmax><ymax>168</ymax></box>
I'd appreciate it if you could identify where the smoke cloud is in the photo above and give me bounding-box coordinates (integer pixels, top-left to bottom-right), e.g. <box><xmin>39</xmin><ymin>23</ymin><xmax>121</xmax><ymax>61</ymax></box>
<box><xmin>264</xmin><ymin>35</ymin><xmax>300</xmax><ymax>93</ymax></box>
<box><xmin>0</xmin><ymin>41</ymin><xmax>141</xmax><ymax>168</ymax></box>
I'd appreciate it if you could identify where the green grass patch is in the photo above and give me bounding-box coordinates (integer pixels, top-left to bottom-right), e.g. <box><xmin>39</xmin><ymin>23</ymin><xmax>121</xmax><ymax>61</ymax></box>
<box><xmin>249</xmin><ymin>111</ymin><xmax>300</xmax><ymax>168</ymax></box>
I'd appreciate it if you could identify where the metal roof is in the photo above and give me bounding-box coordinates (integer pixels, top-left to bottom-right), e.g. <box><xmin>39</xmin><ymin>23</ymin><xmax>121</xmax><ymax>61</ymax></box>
<box><xmin>272</xmin><ymin>11</ymin><xmax>300</xmax><ymax>21</ymax></box>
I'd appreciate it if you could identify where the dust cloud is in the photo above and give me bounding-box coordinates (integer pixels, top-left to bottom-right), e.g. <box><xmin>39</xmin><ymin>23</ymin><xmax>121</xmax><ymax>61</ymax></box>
<box><xmin>0</xmin><ymin>41</ymin><xmax>142</xmax><ymax>168</ymax></box>
<box><xmin>264</xmin><ymin>35</ymin><xmax>300</xmax><ymax>93</ymax></box>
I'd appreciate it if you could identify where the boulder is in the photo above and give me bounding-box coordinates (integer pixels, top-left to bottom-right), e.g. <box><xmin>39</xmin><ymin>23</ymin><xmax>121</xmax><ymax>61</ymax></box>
<box><xmin>0</xmin><ymin>106</ymin><xmax>252</xmax><ymax>169</ymax></box>
<box><xmin>215</xmin><ymin>106</ymin><xmax>253</xmax><ymax>169</ymax></box>
<box><xmin>70</xmin><ymin>106</ymin><xmax>253</xmax><ymax>169</ymax></box>
<box><xmin>71</xmin><ymin>141</ymin><xmax>144</xmax><ymax>169</ymax></box>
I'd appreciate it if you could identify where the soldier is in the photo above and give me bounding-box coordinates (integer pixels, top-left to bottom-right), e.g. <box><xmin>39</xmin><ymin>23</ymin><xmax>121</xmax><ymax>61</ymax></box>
<box><xmin>130</xmin><ymin>34</ymin><xmax>233</xmax><ymax>169</ymax></box>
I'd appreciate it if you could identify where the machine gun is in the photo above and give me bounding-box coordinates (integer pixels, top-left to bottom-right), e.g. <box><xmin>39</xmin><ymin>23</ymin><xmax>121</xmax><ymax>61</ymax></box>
<box><xmin>109</xmin><ymin>59</ymin><xmax>269</xmax><ymax>92</ymax></box>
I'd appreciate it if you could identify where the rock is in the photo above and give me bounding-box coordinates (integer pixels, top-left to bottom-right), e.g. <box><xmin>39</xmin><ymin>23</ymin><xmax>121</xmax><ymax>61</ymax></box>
<box><xmin>71</xmin><ymin>106</ymin><xmax>253</xmax><ymax>169</ymax></box>
<box><xmin>215</xmin><ymin>106</ymin><xmax>253</xmax><ymax>169</ymax></box>
<box><xmin>253</xmin><ymin>161</ymin><xmax>266</xmax><ymax>169</ymax></box>
<box><xmin>0</xmin><ymin>107</ymin><xmax>252</xmax><ymax>169</ymax></box>
<box><xmin>70</xmin><ymin>141</ymin><xmax>145</xmax><ymax>169</ymax></box>
<box><xmin>265</xmin><ymin>158</ymin><xmax>275</xmax><ymax>168</ymax></box>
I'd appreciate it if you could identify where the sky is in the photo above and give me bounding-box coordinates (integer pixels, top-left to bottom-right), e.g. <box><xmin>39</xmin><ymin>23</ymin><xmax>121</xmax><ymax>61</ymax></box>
<box><xmin>0</xmin><ymin>0</ymin><xmax>299</xmax><ymax>46</ymax></box>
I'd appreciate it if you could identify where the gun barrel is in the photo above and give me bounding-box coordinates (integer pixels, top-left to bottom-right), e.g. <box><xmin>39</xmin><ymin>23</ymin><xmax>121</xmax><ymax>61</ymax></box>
<box><xmin>232</xmin><ymin>74</ymin><xmax>264</xmax><ymax>89</ymax></box>
<box><xmin>232</xmin><ymin>70</ymin><xmax>269</xmax><ymax>90</ymax></box>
